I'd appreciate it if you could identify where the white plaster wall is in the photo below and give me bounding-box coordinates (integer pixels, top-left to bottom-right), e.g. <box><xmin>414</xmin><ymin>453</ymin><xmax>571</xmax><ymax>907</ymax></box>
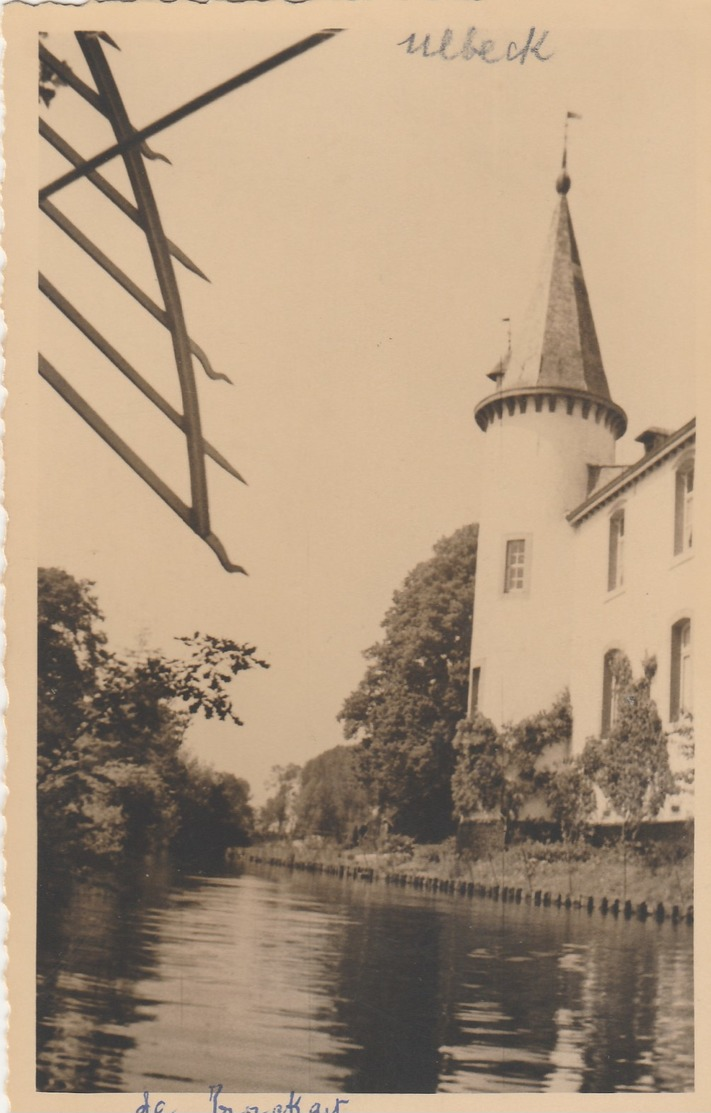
<box><xmin>570</xmin><ymin>450</ymin><xmax>695</xmax><ymax>819</ymax></box>
<box><xmin>470</xmin><ymin>401</ymin><xmax>618</xmax><ymax>727</ymax></box>
<box><xmin>570</xmin><ymin>452</ymin><xmax>695</xmax><ymax>745</ymax></box>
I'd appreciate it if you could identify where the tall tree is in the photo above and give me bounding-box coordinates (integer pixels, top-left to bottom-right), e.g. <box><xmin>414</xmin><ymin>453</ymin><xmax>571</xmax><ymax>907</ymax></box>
<box><xmin>294</xmin><ymin>745</ymin><xmax>370</xmax><ymax>843</ymax></box>
<box><xmin>338</xmin><ymin>523</ymin><xmax>478</xmax><ymax>841</ymax></box>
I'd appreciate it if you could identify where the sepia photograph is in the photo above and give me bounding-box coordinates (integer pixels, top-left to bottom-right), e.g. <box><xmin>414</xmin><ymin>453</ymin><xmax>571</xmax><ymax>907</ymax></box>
<box><xmin>3</xmin><ymin>1</ymin><xmax>709</xmax><ymax>1109</ymax></box>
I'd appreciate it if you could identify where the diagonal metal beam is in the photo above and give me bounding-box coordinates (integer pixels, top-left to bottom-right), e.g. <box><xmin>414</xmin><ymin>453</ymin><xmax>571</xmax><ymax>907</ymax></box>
<box><xmin>40</xmin><ymin>198</ymin><xmax>229</xmax><ymax>383</ymax></box>
<box><xmin>39</xmin><ymin>272</ymin><xmax>245</xmax><ymax>483</ymax></box>
<box><xmin>40</xmin><ymin>29</ymin><xmax>343</xmax><ymax>200</ymax></box>
<box><xmin>78</xmin><ymin>31</ymin><xmax>212</xmax><ymax>536</ymax></box>
<box><xmin>39</xmin><ymin>355</ymin><xmax>247</xmax><ymax>575</ymax></box>
<box><xmin>39</xmin><ymin>353</ymin><xmax>192</xmax><ymax>527</ymax></box>
<box><xmin>40</xmin><ymin>119</ymin><xmax>210</xmax><ymax>281</ymax></box>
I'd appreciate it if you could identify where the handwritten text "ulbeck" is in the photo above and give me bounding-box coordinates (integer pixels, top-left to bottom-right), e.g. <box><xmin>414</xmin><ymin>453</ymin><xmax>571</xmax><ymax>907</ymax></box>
<box><xmin>397</xmin><ymin>27</ymin><xmax>553</xmax><ymax>64</ymax></box>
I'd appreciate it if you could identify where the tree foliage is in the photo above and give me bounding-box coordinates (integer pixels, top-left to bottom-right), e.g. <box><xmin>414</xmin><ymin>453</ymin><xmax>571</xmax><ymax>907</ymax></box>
<box><xmin>38</xmin><ymin>567</ymin><xmax>107</xmax><ymax>767</ymax></box>
<box><xmin>451</xmin><ymin>691</ymin><xmax>573</xmax><ymax>830</ymax></box>
<box><xmin>37</xmin><ymin>567</ymin><xmax>265</xmax><ymax>866</ymax></box>
<box><xmin>582</xmin><ymin>654</ymin><xmax>675</xmax><ymax>835</ymax></box>
<box><xmin>39</xmin><ymin>34</ymin><xmax>68</xmax><ymax>108</ymax></box>
<box><xmin>451</xmin><ymin>712</ymin><xmax>509</xmax><ymax>820</ymax></box>
<box><xmin>171</xmin><ymin>760</ymin><xmax>254</xmax><ymax>862</ymax></box>
<box><xmin>294</xmin><ymin>746</ymin><xmax>370</xmax><ymax>843</ymax></box>
<box><xmin>258</xmin><ymin>763</ymin><xmax>302</xmax><ymax>837</ymax></box>
<box><xmin>541</xmin><ymin>757</ymin><xmax>596</xmax><ymax>843</ymax></box>
<box><xmin>673</xmin><ymin>712</ymin><xmax>695</xmax><ymax>801</ymax></box>
<box><xmin>338</xmin><ymin>523</ymin><xmax>478</xmax><ymax>841</ymax></box>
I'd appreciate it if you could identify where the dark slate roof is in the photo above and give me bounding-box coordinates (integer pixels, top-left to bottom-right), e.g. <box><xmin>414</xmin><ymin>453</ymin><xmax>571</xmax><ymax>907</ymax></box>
<box><xmin>493</xmin><ymin>175</ymin><xmax>613</xmax><ymax>400</ymax></box>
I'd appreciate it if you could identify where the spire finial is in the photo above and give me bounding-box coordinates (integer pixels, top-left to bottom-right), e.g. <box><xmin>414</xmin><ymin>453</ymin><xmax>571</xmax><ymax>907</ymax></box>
<box><xmin>557</xmin><ymin>111</ymin><xmax>581</xmax><ymax>194</ymax></box>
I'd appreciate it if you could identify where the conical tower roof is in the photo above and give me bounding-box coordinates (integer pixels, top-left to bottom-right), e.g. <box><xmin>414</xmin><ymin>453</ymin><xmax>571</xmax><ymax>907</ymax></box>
<box><xmin>501</xmin><ymin>164</ymin><xmax>610</xmax><ymax>396</ymax></box>
<box><xmin>476</xmin><ymin>158</ymin><xmax>627</xmax><ymax>438</ymax></box>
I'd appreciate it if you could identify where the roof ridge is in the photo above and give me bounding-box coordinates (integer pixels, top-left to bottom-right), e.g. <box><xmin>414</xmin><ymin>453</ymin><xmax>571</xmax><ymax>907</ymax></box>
<box><xmin>568</xmin><ymin>418</ymin><xmax>696</xmax><ymax>523</ymax></box>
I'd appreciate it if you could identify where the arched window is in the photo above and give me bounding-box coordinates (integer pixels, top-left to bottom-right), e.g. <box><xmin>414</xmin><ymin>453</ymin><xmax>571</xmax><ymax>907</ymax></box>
<box><xmin>674</xmin><ymin>458</ymin><xmax>694</xmax><ymax>555</ymax></box>
<box><xmin>670</xmin><ymin>619</ymin><xmax>692</xmax><ymax>720</ymax></box>
<box><xmin>607</xmin><ymin>508</ymin><xmax>625</xmax><ymax>591</ymax></box>
<box><xmin>601</xmin><ymin>649</ymin><xmax>622</xmax><ymax>735</ymax></box>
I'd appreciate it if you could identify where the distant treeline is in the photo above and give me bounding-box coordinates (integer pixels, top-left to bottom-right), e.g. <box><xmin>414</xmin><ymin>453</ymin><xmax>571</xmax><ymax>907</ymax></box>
<box><xmin>38</xmin><ymin>567</ymin><xmax>268</xmax><ymax>869</ymax></box>
<box><xmin>257</xmin><ymin>747</ymin><xmax>370</xmax><ymax>845</ymax></box>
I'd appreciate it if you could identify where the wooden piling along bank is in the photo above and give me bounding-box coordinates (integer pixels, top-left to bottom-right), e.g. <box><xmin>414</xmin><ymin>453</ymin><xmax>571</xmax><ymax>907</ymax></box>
<box><xmin>237</xmin><ymin>851</ymin><xmax>693</xmax><ymax>926</ymax></box>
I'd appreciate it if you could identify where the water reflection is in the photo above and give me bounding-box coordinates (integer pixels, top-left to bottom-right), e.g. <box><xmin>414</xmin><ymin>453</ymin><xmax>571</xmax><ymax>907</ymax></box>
<box><xmin>37</xmin><ymin>860</ymin><xmax>693</xmax><ymax>1093</ymax></box>
<box><xmin>37</xmin><ymin>860</ymin><xmax>177</xmax><ymax>1091</ymax></box>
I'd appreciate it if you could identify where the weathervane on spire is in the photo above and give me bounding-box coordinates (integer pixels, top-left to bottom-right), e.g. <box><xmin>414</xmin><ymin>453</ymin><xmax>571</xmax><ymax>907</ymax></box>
<box><xmin>558</xmin><ymin>111</ymin><xmax>581</xmax><ymax>194</ymax></box>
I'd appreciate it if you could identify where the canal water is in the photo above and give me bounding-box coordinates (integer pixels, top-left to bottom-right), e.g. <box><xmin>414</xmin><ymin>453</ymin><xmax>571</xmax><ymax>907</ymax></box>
<box><xmin>37</xmin><ymin>859</ymin><xmax>693</xmax><ymax>1094</ymax></box>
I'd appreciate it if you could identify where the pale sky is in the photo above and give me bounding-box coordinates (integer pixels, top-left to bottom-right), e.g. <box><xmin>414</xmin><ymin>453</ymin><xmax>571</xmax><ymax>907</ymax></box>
<box><xmin>36</xmin><ymin>13</ymin><xmax>696</xmax><ymax>802</ymax></box>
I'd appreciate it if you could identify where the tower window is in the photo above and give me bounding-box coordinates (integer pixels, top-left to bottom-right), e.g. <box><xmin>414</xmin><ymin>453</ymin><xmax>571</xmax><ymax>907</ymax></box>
<box><xmin>601</xmin><ymin>649</ymin><xmax>622</xmax><ymax>735</ymax></box>
<box><xmin>670</xmin><ymin>619</ymin><xmax>692</xmax><ymax>720</ymax></box>
<box><xmin>504</xmin><ymin>539</ymin><xmax>526</xmax><ymax>593</ymax></box>
<box><xmin>674</xmin><ymin>460</ymin><xmax>694</xmax><ymax>555</ymax></box>
<box><xmin>607</xmin><ymin>509</ymin><xmax>625</xmax><ymax>592</ymax></box>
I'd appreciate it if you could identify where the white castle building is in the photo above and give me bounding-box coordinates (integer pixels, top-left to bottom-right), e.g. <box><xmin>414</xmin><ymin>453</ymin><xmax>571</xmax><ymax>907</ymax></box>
<box><xmin>467</xmin><ymin>156</ymin><xmax>694</xmax><ymax>819</ymax></box>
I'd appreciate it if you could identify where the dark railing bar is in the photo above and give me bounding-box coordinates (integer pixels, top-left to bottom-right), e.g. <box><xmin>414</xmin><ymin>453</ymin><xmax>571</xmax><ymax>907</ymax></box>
<box><xmin>39</xmin><ymin>272</ymin><xmax>246</xmax><ymax>484</ymax></box>
<box><xmin>39</xmin><ymin>352</ymin><xmax>192</xmax><ymax>526</ymax></box>
<box><xmin>39</xmin><ymin>355</ymin><xmax>247</xmax><ymax>575</ymax></box>
<box><xmin>40</xmin><ymin>118</ymin><xmax>210</xmax><ymax>282</ymax></box>
<box><xmin>40</xmin><ymin>42</ymin><xmax>105</xmax><ymax>113</ymax></box>
<box><xmin>41</xmin><ymin>198</ymin><xmax>230</xmax><ymax>384</ymax></box>
<box><xmin>40</xmin><ymin>29</ymin><xmax>343</xmax><ymax>200</ymax></box>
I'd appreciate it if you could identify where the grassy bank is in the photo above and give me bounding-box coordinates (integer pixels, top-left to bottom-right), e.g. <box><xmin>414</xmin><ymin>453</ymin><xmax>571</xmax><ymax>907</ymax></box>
<box><xmin>242</xmin><ymin>835</ymin><xmax>693</xmax><ymax>915</ymax></box>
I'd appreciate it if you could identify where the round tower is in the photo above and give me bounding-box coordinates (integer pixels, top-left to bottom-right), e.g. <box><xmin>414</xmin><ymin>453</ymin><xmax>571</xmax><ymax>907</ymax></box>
<box><xmin>468</xmin><ymin>160</ymin><xmax>627</xmax><ymax>728</ymax></box>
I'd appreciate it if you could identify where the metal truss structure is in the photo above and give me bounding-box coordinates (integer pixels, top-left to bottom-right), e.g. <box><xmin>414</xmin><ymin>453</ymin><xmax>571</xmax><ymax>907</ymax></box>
<box><xmin>39</xmin><ymin>29</ymin><xmax>341</xmax><ymax>572</ymax></box>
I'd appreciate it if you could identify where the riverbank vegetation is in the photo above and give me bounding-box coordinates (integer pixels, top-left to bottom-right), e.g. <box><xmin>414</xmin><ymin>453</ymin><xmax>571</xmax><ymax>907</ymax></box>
<box><xmin>38</xmin><ymin>567</ymin><xmax>266</xmax><ymax>870</ymax></box>
<box><xmin>249</xmin><ymin>830</ymin><xmax>693</xmax><ymax>911</ymax></box>
<box><xmin>255</xmin><ymin>524</ymin><xmax>692</xmax><ymax>909</ymax></box>
<box><xmin>39</xmin><ymin>519</ymin><xmax>694</xmax><ymax>903</ymax></box>
<box><xmin>259</xmin><ymin>527</ymin><xmax>691</xmax><ymax>843</ymax></box>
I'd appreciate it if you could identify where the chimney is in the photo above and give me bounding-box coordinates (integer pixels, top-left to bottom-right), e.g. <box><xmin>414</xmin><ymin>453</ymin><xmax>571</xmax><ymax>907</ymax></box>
<box><xmin>635</xmin><ymin>427</ymin><xmax>671</xmax><ymax>456</ymax></box>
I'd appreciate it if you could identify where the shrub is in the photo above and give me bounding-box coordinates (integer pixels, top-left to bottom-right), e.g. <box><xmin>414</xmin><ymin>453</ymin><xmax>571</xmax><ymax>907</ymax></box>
<box><xmin>582</xmin><ymin>655</ymin><xmax>675</xmax><ymax>837</ymax></box>
<box><xmin>451</xmin><ymin>692</ymin><xmax>573</xmax><ymax>832</ymax></box>
<box><xmin>540</xmin><ymin>757</ymin><xmax>595</xmax><ymax>843</ymax></box>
